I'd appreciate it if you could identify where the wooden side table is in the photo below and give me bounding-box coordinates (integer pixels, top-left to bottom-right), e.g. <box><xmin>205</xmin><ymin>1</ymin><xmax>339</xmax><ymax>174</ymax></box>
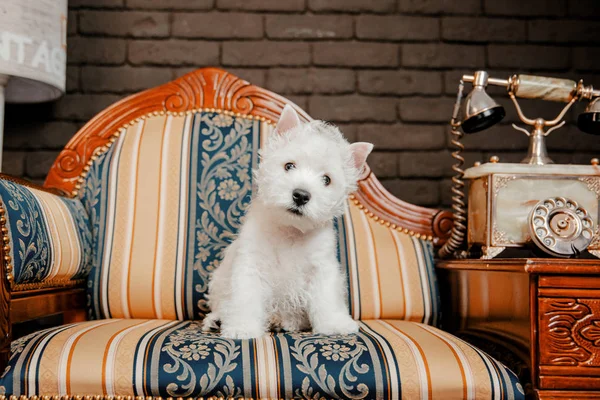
<box><xmin>437</xmin><ymin>258</ymin><xmax>600</xmax><ymax>400</ymax></box>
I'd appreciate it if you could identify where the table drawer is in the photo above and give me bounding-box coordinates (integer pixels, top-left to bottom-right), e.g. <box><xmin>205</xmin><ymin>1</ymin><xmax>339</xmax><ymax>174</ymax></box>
<box><xmin>538</xmin><ymin>293</ymin><xmax>600</xmax><ymax>390</ymax></box>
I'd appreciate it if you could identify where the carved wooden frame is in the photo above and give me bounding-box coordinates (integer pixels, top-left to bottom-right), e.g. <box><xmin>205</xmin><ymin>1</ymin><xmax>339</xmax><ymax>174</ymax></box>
<box><xmin>44</xmin><ymin>67</ymin><xmax>452</xmax><ymax>244</ymax></box>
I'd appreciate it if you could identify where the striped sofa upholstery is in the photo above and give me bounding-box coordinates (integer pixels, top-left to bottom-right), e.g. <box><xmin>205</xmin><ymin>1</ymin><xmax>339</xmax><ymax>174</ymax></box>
<box><xmin>81</xmin><ymin>110</ymin><xmax>440</xmax><ymax>324</ymax></box>
<box><xmin>0</xmin><ymin>178</ymin><xmax>91</xmax><ymax>288</ymax></box>
<box><xmin>0</xmin><ymin>109</ymin><xmax>525</xmax><ymax>398</ymax></box>
<box><xmin>1</xmin><ymin>319</ymin><xmax>523</xmax><ymax>398</ymax></box>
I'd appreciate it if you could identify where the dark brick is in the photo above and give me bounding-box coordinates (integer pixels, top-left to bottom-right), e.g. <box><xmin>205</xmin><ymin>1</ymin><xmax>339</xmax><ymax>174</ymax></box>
<box><xmin>442</xmin><ymin>17</ymin><xmax>526</xmax><ymax>42</ymax></box>
<box><xmin>126</xmin><ymin>0</ymin><xmax>214</xmax><ymax>9</ymax></box>
<box><xmin>4</xmin><ymin>122</ymin><xmax>78</xmax><ymax>150</ymax></box>
<box><xmin>66</xmin><ymin>66</ymin><xmax>80</xmax><ymax>93</ymax></box>
<box><xmin>71</xmin><ymin>0</ymin><xmax>124</xmax><ymax>7</ymax></box>
<box><xmin>337</xmin><ymin>124</ymin><xmax>359</xmax><ymax>142</ymax></box>
<box><xmin>529</xmin><ymin>20</ymin><xmax>600</xmax><ymax>44</ymax></box>
<box><xmin>173</xmin><ymin>13</ymin><xmax>263</xmax><ymax>39</ymax></box>
<box><xmin>356</xmin><ymin>15</ymin><xmax>439</xmax><ymax>40</ymax></box>
<box><xmin>398</xmin><ymin>150</ymin><xmax>481</xmax><ymax>177</ymax></box>
<box><xmin>380</xmin><ymin>179</ymin><xmax>440</xmax><ymax>206</ymax></box>
<box><xmin>227</xmin><ymin>68</ymin><xmax>267</xmax><ymax>87</ymax></box>
<box><xmin>314</xmin><ymin>42</ymin><xmax>399</xmax><ymax>67</ymax></box>
<box><xmin>398</xmin><ymin>97</ymin><xmax>455</xmax><ymax>122</ymax></box>
<box><xmin>309</xmin><ymin>95</ymin><xmax>397</xmax><ymax>122</ymax></box>
<box><xmin>403</xmin><ymin>44</ymin><xmax>485</xmax><ymax>68</ymax></box>
<box><xmin>68</xmin><ymin>11</ymin><xmax>78</xmax><ymax>36</ymax></box>
<box><xmin>266</xmin><ymin>15</ymin><xmax>352</xmax><ymax>40</ymax></box>
<box><xmin>129</xmin><ymin>40</ymin><xmax>220</xmax><ymax>66</ymax></box>
<box><xmin>25</xmin><ymin>151</ymin><xmax>62</xmax><ymax>179</ymax></box>
<box><xmin>52</xmin><ymin>94</ymin><xmax>123</xmax><ymax>121</ymax></box>
<box><xmin>309</xmin><ymin>0</ymin><xmax>395</xmax><ymax>12</ymax></box>
<box><xmin>80</xmin><ymin>11</ymin><xmax>169</xmax><ymax>37</ymax></box>
<box><xmin>574</xmin><ymin>47</ymin><xmax>600</xmax><ymax>71</ymax></box>
<box><xmin>496</xmin><ymin>97</ymin><xmax>570</xmax><ymax>124</ymax></box>
<box><xmin>457</xmin><ymin>124</ymin><xmax>530</xmax><ymax>151</ymax></box>
<box><xmin>286</xmin><ymin>95</ymin><xmax>309</xmax><ymax>111</ymax></box>
<box><xmin>266</xmin><ymin>68</ymin><xmax>355</xmax><ymax>94</ymax></box>
<box><xmin>546</xmin><ymin>124</ymin><xmax>600</xmax><ymax>152</ymax></box>
<box><xmin>488</xmin><ymin>45</ymin><xmax>570</xmax><ymax>70</ymax></box>
<box><xmin>173</xmin><ymin>67</ymin><xmax>267</xmax><ymax>87</ymax></box>
<box><xmin>2</xmin><ymin>152</ymin><xmax>26</xmax><ymax>177</ymax></box>
<box><xmin>398</xmin><ymin>0</ymin><xmax>481</xmax><ymax>14</ymax></box>
<box><xmin>484</xmin><ymin>0</ymin><xmax>566</xmax><ymax>16</ymax></box>
<box><xmin>568</xmin><ymin>0</ymin><xmax>600</xmax><ymax>18</ymax></box>
<box><xmin>569</xmin><ymin>152</ymin><xmax>600</xmax><ymax>165</ymax></box>
<box><xmin>223</xmin><ymin>42</ymin><xmax>310</xmax><ymax>67</ymax></box>
<box><xmin>368</xmin><ymin>152</ymin><xmax>398</xmax><ymax>178</ymax></box>
<box><xmin>68</xmin><ymin>37</ymin><xmax>127</xmax><ymax>65</ymax></box>
<box><xmin>81</xmin><ymin>66</ymin><xmax>171</xmax><ymax>93</ymax></box>
<box><xmin>358</xmin><ymin>70</ymin><xmax>442</xmax><ymax>95</ymax></box>
<box><xmin>357</xmin><ymin>123</ymin><xmax>446</xmax><ymax>150</ymax></box>
<box><xmin>217</xmin><ymin>0</ymin><xmax>305</xmax><ymax>11</ymax></box>
<box><xmin>439</xmin><ymin>179</ymin><xmax>454</xmax><ymax>207</ymax></box>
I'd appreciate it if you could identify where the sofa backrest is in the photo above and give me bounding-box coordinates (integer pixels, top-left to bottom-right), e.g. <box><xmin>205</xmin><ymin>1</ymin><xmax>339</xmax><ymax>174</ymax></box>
<box><xmin>50</xmin><ymin>69</ymin><xmax>446</xmax><ymax>325</ymax></box>
<box><xmin>80</xmin><ymin>109</ymin><xmax>440</xmax><ymax>325</ymax></box>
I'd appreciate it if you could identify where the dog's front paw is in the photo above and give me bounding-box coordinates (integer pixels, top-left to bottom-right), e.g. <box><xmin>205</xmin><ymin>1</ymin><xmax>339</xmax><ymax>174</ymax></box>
<box><xmin>313</xmin><ymin>316</ymin><xmax>359</xmax><ymax>336</ymax></box>
<box><xmin>220</xmin><ymin>325</ymin><xmax>265</xmax><ymax>340</ymax></box>
<box><xmin>201</xmin><ymin>313</ymin><xmax>220</xmax><ymax>332</ymax></box>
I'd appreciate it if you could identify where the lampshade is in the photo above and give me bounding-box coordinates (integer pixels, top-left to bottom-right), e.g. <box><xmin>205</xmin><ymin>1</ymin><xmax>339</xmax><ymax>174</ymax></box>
<box><xmin>0</xmin><ymin>0</ymin><xmax>68</xmax><ymax>103</ymax></box>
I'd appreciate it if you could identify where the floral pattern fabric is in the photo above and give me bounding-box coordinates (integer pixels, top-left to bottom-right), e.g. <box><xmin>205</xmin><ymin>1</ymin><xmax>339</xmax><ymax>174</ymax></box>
<box><xmin>0</xmin><ymin>319</ymin><xmax>524</xmax><ymax>399</ymax></box>
<box><xmin>0</xmin><ymin>179</ymin><xmax>91</xmax><ymax>285</ymax></box>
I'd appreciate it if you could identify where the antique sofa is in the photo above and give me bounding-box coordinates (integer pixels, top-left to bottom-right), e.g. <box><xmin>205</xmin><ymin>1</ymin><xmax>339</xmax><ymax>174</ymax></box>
<box><xmin>0</xmin><ymin>68</ymin><xmax>524</xmax><ymax>399</ymax></box>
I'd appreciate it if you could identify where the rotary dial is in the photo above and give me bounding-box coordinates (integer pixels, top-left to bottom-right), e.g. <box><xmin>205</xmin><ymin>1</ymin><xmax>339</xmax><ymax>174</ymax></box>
<box><xmin>528</xmin><ymin>197</ymin><xmax>594</xmax><ymax>257</ymax></box>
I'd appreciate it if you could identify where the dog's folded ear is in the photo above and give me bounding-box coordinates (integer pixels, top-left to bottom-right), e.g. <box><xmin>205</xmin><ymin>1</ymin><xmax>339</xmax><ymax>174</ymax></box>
<box><xmin>275</xmin><ymin>104</ymin><xmax>301</xmax><ymax>135</ymax></box>
<box><xmin>349</xmin><ymin>142</ymin><xmax>374</xmax><ymax>171</ymax></box>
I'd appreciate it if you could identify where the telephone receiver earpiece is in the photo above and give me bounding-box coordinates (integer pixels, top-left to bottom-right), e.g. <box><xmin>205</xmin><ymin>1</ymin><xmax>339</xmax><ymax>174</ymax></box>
<box><xmin>460</xmin><ymin>71</ymin><xmax>505</xmax><ymax>134</ymax></box>
<box><xmin>578</xmin><ymin>98</ymin><xmax>600</xmax><ymax>135</ymax></box>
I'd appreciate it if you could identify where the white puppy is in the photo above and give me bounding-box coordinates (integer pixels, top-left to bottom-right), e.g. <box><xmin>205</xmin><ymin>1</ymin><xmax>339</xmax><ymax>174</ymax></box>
<box><xmin>202</xmin><ymin>105</ymin><xmax>373</xmax><ymax>339</ymax></box>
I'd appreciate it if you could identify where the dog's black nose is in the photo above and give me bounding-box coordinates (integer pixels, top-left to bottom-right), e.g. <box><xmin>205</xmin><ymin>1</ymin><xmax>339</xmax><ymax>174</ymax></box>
<box><xmin>292</xmin><ymin>189</ymin><xmax>311</xmax><ymax>206</ymax></box>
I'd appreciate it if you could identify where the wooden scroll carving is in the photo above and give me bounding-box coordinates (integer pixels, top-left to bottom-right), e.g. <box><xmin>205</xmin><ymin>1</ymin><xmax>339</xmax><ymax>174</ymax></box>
<box><xmin>539</xmin><ymin>298</ymin><xmax>600</xmax><ymax>367</ymax></box>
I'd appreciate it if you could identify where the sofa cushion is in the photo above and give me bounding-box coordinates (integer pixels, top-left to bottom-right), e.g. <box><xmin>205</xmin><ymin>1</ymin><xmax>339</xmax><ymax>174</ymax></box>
<box><xmin>81</xmin><ymin>110</ymin><xmax>439</xmax><ymax>324</ymax></box>
<box><xmin>0</xmin><ymin>319</ymin><xmax>524</xmax><ymax>399</ymax></box>
<box><xmin>0</xmin><ymin>178</ymin><xmax>91</xmax><ymax>287</ymax></box>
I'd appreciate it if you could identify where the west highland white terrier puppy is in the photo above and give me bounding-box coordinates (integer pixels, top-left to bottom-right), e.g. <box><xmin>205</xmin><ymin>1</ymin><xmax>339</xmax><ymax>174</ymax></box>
<box><xmin>202</xmin><ymin>105</ymin><xmax>373</xmax><ymax>339</ymax></box>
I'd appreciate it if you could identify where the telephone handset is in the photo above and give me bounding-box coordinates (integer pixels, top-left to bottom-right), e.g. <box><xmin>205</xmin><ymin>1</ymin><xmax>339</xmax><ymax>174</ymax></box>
<box><xmin>438</xmin><ymin>71</ymin><xmax>600</xmax><ymax>260</ymax></box>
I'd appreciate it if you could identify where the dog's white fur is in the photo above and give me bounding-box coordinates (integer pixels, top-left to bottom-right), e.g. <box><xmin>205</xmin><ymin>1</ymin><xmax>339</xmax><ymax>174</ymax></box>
<box><xmin>202</xmin><ymin>105</ymin><xmax>373</xmax><ymax>339</ymax></box>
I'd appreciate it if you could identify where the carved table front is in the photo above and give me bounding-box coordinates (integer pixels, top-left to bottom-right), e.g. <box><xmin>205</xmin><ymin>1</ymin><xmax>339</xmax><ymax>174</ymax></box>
<box><xmin>437</xmin><ymin>258</ymin><xmax>600</xmax><ymax>400</ymax></box>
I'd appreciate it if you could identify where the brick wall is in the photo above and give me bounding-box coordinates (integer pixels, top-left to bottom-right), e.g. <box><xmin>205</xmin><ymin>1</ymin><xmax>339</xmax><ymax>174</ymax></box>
<box><xmin>4</xmin><ymin>0</ymin><xmax>600</xmax><ymax>208</ymax></box>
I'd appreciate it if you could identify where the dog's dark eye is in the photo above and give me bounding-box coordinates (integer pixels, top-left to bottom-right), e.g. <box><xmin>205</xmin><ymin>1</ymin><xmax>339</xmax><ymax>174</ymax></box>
<box><xmin>284</xmin><ymin>162</ymin><xmax>296</xmax><ymax>171</ymax></box>
<box><xmin>323</xmin><ymin>175</ymin><xmax>331</xmax><ymax>186</ymax></box>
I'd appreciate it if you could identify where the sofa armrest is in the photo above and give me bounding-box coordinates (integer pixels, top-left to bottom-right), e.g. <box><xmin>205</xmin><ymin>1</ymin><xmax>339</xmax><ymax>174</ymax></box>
<box><xmin>0</xmin><ymin>175</ymin><xmax>92</xmax><ymax>291</ymax></box>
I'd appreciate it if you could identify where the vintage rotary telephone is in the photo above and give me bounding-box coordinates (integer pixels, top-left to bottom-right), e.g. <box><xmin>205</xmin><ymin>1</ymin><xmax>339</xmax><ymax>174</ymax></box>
<box><xmin>439</xmin><ymin>71</ymin><xmax>600</xmax><ymax>260</ymax></box>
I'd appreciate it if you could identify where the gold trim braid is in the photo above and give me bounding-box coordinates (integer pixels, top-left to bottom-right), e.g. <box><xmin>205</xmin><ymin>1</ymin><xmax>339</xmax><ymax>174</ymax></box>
<box><xmin>0</xmin><ymin>198</ymin><xmax>13</xmax><ymax>284</ymax></box>
<box><xmin>11</xmin><ymin>279</ymin><xmax>85</xmax><ymax>292</ymax></box>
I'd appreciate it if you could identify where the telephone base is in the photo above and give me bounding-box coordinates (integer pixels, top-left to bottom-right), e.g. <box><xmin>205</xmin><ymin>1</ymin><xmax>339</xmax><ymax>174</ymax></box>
<box><xmin>465</xmin><ymin>162</ymin><xmax>600</xmax><ymax>259</ymax></box>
